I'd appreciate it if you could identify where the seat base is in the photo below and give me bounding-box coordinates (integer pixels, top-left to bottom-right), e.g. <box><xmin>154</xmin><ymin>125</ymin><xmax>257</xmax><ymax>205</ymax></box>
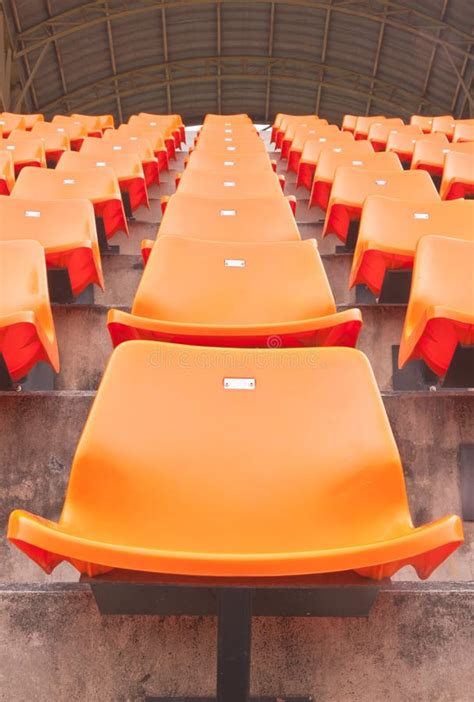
<box><xmin>335</xmin><ymin>221</ymin><xmax>359</xmax><ymax>253</ymax></box>
<box><xmin>379</xmin><ymin>270</ymin><xmax>412</xmax><ymax>304</ymax></box>
<box><xmin>0</xmin><ymin>353</ymin><xmax>13</xmax><ymax>390</ymax></box>
<box><xmin>392</xmin><ymin>345</ymin><xmax>438</xmax><ymax>390</ymax></box>
<box><xmin>87</xmin><ymin>571</ymin><xmax>381</xmax><ymax>702</ymax></box>
<box><xmin>459</xmin><ymin>443</ymin><xmax>474</xmax><ymax>521</ymax></box>
<box><xmin>443</xmin><ymin>346</ymin><xmax>474</xmax><ymax>388</ymax></box>
<box><xmin>96</xmin><ymin>216</ymin><xmax>120</xmax><ymax>254</ymax></box>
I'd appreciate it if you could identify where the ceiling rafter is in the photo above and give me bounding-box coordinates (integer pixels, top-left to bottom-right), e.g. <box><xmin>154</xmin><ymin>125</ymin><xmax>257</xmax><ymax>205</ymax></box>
<box><xmin>216</xmin><ymin>0</ymin><xmax>221</xmax><ymax>113</ymax></box>
<box><xmin>264</xmin><ymin>2</ymin><xmax>275</xmax><ymax>122</ymax></box>
<box><xmin>365</xmin><ymin>3</ymin><xmax>386</xmax><ymax>115</ymax></box>
<box><xmin>45</xmin><ymin>0</ymin><xmax>69</xmax><ymax>113</ymax></box>
<box><xmin>315</xmin><ymin>0</ymin><xmax>332</xmax><ymax>116</ymax></box>
<box><xmin>417</xmin><ymin>0</ymin><xmax>449</xmax><ymax>114</ymax></box>
<box><xmin>9</xmin><ymin>0</ymin><xmax>39</xmax><ymax>111</ymax></box>
<box><xmin>104</xmin><ymin>1</ymin><xmax>123</xmax><ymax>123</ymax></box>
<box><xmin>37</xmin><ymin>55</ymin><xmax>448</xmax><ymax>117</ymax></box>
<box><xmin>160</xmin><ymin>2</ymin><xmax>172</xmax><ymax>113</ymax></box>
<box><xmin>10</xmin><ymin>0</ymin><xmax>473</xmax><ymax>63</ymax></box>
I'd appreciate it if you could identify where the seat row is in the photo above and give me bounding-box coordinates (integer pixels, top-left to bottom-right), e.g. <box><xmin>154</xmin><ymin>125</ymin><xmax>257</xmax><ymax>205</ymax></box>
<box><xmin>7</xmin><ymin>112</ymin><xmax>463</xmax><ymax>587</ymax></box>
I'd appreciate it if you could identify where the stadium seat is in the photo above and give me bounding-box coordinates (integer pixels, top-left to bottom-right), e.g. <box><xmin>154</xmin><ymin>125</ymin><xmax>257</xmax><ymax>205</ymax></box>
<box><xmin>0</xmin><ymin>195</ymin><xmax>104</xmax><ymax>296</ymax></box>
<box><xmin>279</xmin><ymin>117</ymin><xmax>328</xmax><ymax>157</ymax></box>
<box><xmin>287</xmin><ymin>124</ymin><xmax>341</xmax><ymax>173</ymax></box>
<box><xmin>410</xmin><ymin>115</ymin><xmax>439</xmax><ymax>134</ymax></box>
<box><xmin>81</xmin><ymin>134</ymin><xmax>159</xmax><ymax>187</ymax></box>
<box><xmin>11</xmin><ymin>166</ymin><xmax>127</xmax><ymax>242</ymax></box>
<box><xmin>71</xmin><ymin>113</ymin><xmax>114</xmax><ymax>135</ymax></box>
<box><xmin>453</xmin><ymin>122</ymin><xmax>474</xmax><ymax>143</ymax></box>
<box><xmin>115</xmin><ymin>124</ymin><xmax>169</xmax><ymax>171</ymax></box>
<box><xmin>310</xmin><ymin>149</ymin><xmax>402</xmax><ymax>210</ymax></box>
<box><xmin>0</xmin><ymin>239</ymin><xmax>59</xmax><ymax>383</ymax></box>
<box><xmin>137</xmin><ymin>112</ymin><xmax>185</xmax><ymax>147</ymax></box>
<box><xmin>26</xmin><ymin>123</ymin><xmax>70</xmax><ymax>165</ymax></box>
<box><xmin>57</xmin><ymin>114</ymin><xmax>102</xmax><ymax>137</ymax></box>
<box><xmin>368</xmin><ymin>122</ymin><xmax>421</xmax><ymax>152</ymax></box>
<box><xmin>296</xmin><ymin>132</ymin><xmax>357</xmax><ymax>190</ymax></box>
<box><xmin>1</xmin><ymin>135</ymin><xmax>46</xmax><ymax>174</ymax></box>
<box><xmin>399</xmin><ymin>235</ymin><xmax>474</xmax><ymax>376</ymax></box>
<box><xmin>0</xmin><ymin>112</ymin><xmax>26</xmax><ymax>136</ymax></box>
<box><xmin>128</xmin><ymin>115</ymin><xmax>177</xmax><ymax>158</ymax></box>
<box><xmin>349</xmin><ymin>198</ymin><xmax>473</xmax><ymax>295</ymax></box>
<box><xmin>153</xmin><ymin>193</ymin><xmax>300</xmax><ymax>246</ymax></box>
<box><xmin>108</xmin><ymin>237</ymin><xmax>362</xmax><ymax>348</ymax></box>
<box><xmin>175</xmin><ymin>167</ymin><xmax>285</xmax><ymax>199</ymax></box>
<box><xmin>353</xmin><ymin>116</ymin><xmax>386</xmax><ymax>140</ymax></box>
<box><xmin>100</xmin><ymin>129</ymin><xmax>160</xmax><ymax>187</ymax></box>
<box><xmin>185</xmin><ymin>149</ymin><xmax>276</xmax><ymax>173</ymax></box>
<box><xmin>193</xmin><ymin>130</ymin><xmax>267</xmax><ymax>154</ymax></box>
<box><xmin>51</xmin><ymin>116</ymin><xmax>88</xmax><ymax>149</ymax></box>
<box><xmin>440</xmin><ymin>150</ymin><xmax>474</xmax><ymax>200</ymax></box>
<box><xmin>8</xmin><ymin>340</ymin><xmax>463</xmax><ymax>579</ymax></box>
<box><xmin>204</xmin><ymin>113</ymin><xmax>253</xmax><ymax>125</ymax></box>
<box><xmin>275</xmin><ymin>115</ymin><xmax>323</xmax><ymax>150</ymax></box>
<box><xmin>323</xmin><ymin>169</ymin><xmax>439</xmax><ymax>244</ymax></box>
<box><xmin>342</xmin><ymin>115</ymin><xmax>357</xmax><ymax>133</ymax></box>
<box><xmin>411</xmin><ymin>139</ymin><xmax>474</xmax><ymax>177</ymax></box>
<box><xmin>431</xmin><ymin>116</ymin><xmax>458</xmax><ymax>141</ymax></box>
<box><xmin>386</xmin><ymin>132</ymin><xmax>448</xmax><ymax>168</ymax></box>
<box><xmin>195</xmin><ymin>123</ymin><xmax>257</xmax><ymax>142</ymax></box>
<box><xmin>57</xmin><ymin>150</ymin><xmax>149</xmax><ymax>214</ymax></box>
<box><xmin>0</xmin><ymin>150</ymin><xmax>15</xmax><ymax>194</ymax></box>
<box><xmin>270</xmin><ymin>113</ymin><xmax>289</xmax><ymax>142</ymax></box>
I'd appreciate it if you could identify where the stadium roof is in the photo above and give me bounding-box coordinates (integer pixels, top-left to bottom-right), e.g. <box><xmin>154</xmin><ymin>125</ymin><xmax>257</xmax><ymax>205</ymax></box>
<box><xmin>1</xmin><ymin>0</ymin><xmax>473</xmax><ymax>123</ymax></box>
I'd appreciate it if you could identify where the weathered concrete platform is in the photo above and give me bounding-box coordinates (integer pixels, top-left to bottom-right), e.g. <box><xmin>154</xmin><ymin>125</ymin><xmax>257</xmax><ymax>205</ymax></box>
<box><xmin>0</xmin><ymin>581</ymin><xmax>472</xmax><ymax>701</ymax></box>
<box><xmin>1</xmin><ymin>391</ymin><xmax>472</xmax><ymax>583</ymax></box>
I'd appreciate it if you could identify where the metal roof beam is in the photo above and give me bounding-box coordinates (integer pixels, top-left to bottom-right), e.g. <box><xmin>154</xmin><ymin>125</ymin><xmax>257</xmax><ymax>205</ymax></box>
<box><xmin>45</xmin><ymin>0</ymin><xmax>69</xmax><ymax>114</ymax></box>
<box><xmin>9</xmin><ymin>0</ymin><xmax>39</xmax><ymax>111</ymax></box>
<box><xmin>316</xmin><ymin>0</ymin><xmax>332</xmax><ymax>115</ymax></box>
<box><xmin>366</xmin><ymin>5</ymin><xmax>386</xmax><ymax>115</ymax></box>
<box><xmin>104</xmin><ymin>1</ymin><xmax>123</xmax><ymax>123</ymax></box>
<box><xmin>216</xmin><ymin>0</ymin><xmax>221</xmax><ymax>113</ymax></box>
<box><xmin>443</xmin><ymin>44</ymin><xmax>474</xmax><ymax>113</ymax></box>
<box><xmin>264</xmin><ymin>2</ymin><xmax>275</xmax><ymax>122</ymax></box>
<box><xmin>160</xmin><ymin>2</ymin><xmax>172</xmax><ymax>114</ymax></box>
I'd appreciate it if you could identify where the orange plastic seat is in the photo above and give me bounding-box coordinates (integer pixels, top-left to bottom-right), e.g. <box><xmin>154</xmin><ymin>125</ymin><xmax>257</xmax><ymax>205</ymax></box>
<box><xmin>0</xmin><ymin>239</ymin><xmax>59</xmax><ymax>381</ymax></box>
<box><xmin>57</xmin><ymin>150</ymin><xmax>148</xmax><ymax>213</ymax></box>
<box><xmin>0</xmin><ymin>151</ymin><xmax>15</xmax><ymax>194</ymax></box>
<box><xmin>353</xmin><ymin>116</ymin><xmax>385</xmax><ymax>140</ymax></box>
<box><xmin>27</xmin><ymin>123</ymin><xmax>70</xmax><ymax>164</ymax></box>
<box><xmin>367</xmin><ymin>118</ymin><xmax>406</xmax><ymax>151</ymax></box>
<box><xmin>350</xmin><ymin>198</ymin><xmax>474</xmax><ymax>295</ymax></box>
<box><xmin>0</xmin><ymin>112</ymin><xmax>26</xmax><ymax>137</ymax></box>
<box><xmin>8</xmin><ymin>340</ymin><xmax>463</xmax><ymax>579</ymax></box>
<box><xmin>411</xmin><ymin>139</ymin><xmax>474</xmax><ymax>177</ymax></box>
<box><xmin>310</xmin><ymin>148</ymin><xmax>400</xmax><ymax>210</ymax></box>
<box><xmin>185</xmin><ymin>149</ymin><xmax>276</xmax><ymax>173</ymax></box>
<box><xmin>115</xmin><ymin>124</ymin><xmax>169</xmax><ymax>171</ymax></box>
<box><xmin>453</xmin><ymin>122</ymin><xmax>474</xmax><ymax>143</ymax></box>
<box><xmin>1</xmin><ymin>112</ymin><xmax>43</xmax><ymax>131</ymax></box>
<box><xmin>175</xmin><ymin>168</ymin><xmax>285</xmax><ymax>199</ymax></box>
<box><xmin>342</xmin><ymin>115</ymin><xmax>358</xmax><ymax>133</ymax></box>
<box><xmin>287</xmin><ymin>124</ymin><xmax>341</xmax><ymax>173</ymax></box>
<box><xmin>108</xmin><ymin>237</ymin><xmax>362</xmax><ymax>349</ymax></box>
<box><xmin>386</xmin><ymin>132</ymin><xmax>448</xmax><ymax>167</ymax></box>
<box><xmin>274</xmin><ymin>115</ymin><xmax>320</xmax><ymax>149</ymax></box>
<box><xmin>204</xmin><ymin>113</ymin><xmax>253</xmax><ymax>126</ymax></box>
<box><xmin>154</xmin><ymin>193</ymin><xmax>300</xmax><ymax>246</ymax></box>
<box><xmin>399</xmin><ymin>235</ymin><xmax>474</xmax><ymax>376</ymax></box>
<box><xmin>0</xmin><ymin>195</ymin><xmax>104</xmax><ymax>295</ymax></box>
<box><xmin>323</xmin><ymin>169</ymin><xmax>439</xmax><ymax>243</ymax></box>
<box><xmin>195</xmin><ymin>124</ymin><xmax>257</xmax><ymax>146</ymax></box>
<box><xmin>51</xmin><ymin>116</ymin><xmax>88</xmax><ymax>149</ymax></box>
<box><xmin>139</xmin><ymin>112</ymin><xmax>184</xmax><ymax>142</ymax></box>
<box><xmin>410</xmin><ymin>115</ymin><xmax>440</xmax><ymax>134</ymax></box>
<box><xmin>1</xmin><ymin>135</ymin><xmax>46</xmax><ymax>174</ymax></box>
<box><xmin>279</xmin><ymin>117</ymin><xmax>328</xmax><ymax>157</ymax></box>
<box><xmin>271</xmin><ymin>113</ymin><xmax>289</xmax><ymax>142</ymax></box>
<box><xmin>296</xmin><ymin>132</ymin><xmax>356</xmax><ymax>190</ymax></box>
<box><xmin>431</xmin><ymin>116</ymin><xmax>459</xmax><ymax>141</ymax></box>
<box><xmin>128</xmin><ymin>115</ymin><xmax>177</xmax><ymax>158</ymax></box>
<box><xmin>12</xmin><ymin>167</ymin><xmax>127</xmax><ymax>240</ymax></box>
<box><xmin>82</xmin><ymin>134</ymin><xmax>159</xmax><ymax>186</ymax></box>
<box><xmin>71</xmin><ymin>113</ymin><xmax>114</xmax><ymax>135</ymax></box>
<box><xmin>440</xmin><ymin>150</ymin><xmax>474</xmax><ymax>200</ymax></box>
<box><xmin>194</xmin><ymin>130</ymin><xmax>267</xmax><ymax>154</ymax></box>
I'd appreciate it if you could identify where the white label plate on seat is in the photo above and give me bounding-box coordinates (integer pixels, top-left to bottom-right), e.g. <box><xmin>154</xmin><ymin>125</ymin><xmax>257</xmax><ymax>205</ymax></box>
<box><xmin>224</xmin><ymin>378</ymin><xmax>255</xmax><ymax>390</ymax></box>
<box><xmin>220</xmin><ymin>209</ymin><xmax>236</xmax><ymax>216</ymax></box>
<box><xmin>224</xmin><ymin>259</ymin><xmax>246</xmax><ymax>267</ymax></box>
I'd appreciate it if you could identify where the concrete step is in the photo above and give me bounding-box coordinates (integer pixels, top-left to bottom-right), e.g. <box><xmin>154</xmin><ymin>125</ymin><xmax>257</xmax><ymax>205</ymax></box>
<box><xmin>36</xmin><ymin>302</ymin><xmax>408</xmax><ymax>392</ymax></box>
<box><xmin>0</xmin><ymin>581</ymin><xmax>472</xmax><ymax>701</ymax></box>
<box><xmin>1</xmin><ymin>390</ymin><xmax>472</xmax><ymax>583</ymax></box>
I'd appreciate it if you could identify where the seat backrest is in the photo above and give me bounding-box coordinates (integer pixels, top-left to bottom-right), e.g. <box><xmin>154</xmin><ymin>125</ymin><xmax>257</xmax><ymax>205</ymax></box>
<box><xmin>57</xmin><ymin>149</ymin><xmax>144</xmax><ymax>179</ymax></box>
<box><xmin>412</xmin><ymin>139</ymin><xmax>474</xmax><ymax>169</ymax></box>
<box><xmin>204</xmin><ymin>114</ymin><xmax>252</xmax><ymax>124</ymax></box>
<box><xmin>81</xmin><ymin>135</ymin><xmax>155</xmax><ymax>162</ymax></box>
<box><xmin>115</xmin><ymin>125</ymin><xmax>166</xmax><ymax>152</ymax></box>
<box><xmin>0</xmin><ymin>239</ymin><xmax>50</xmax><ymax>317</ymax></box>
<box><xmin>358</xmin><ymin>197</ymin><xmax>474</xmax><ymax>251</ymax></box>
<box><xmin>386</xmin><ymin>131</ymin><xmax>447</xmax><ymax>155</ymax></box>
<box><xmin>316</xmin><ymin>149</ymin><xmax>402</xmax><ymax>182</ymax></box>
<box><xmin>177</xmin><ymin>168</ymin><xmax>283</xmax><ymax>198</ymax></box>
<box><xmin>331</xmin><ymin>167</ymin><xmax>440</xmax><ymax>204</ymax></box>
<box><xmin>354</xmin><ymin>115</ymin><xmax>385</xmax><ymax>138</ymax></box>
<box><xmin>186</xmin><ymin>150</ymin><xmax>272</xmax><ymax>172</ymax></box>
<box><xmin>132</xmin><ymin>237</ymin><xmax>335</xmax><ymax>323</ymax></box>
<box><xmin>60</xmin><ymin>341</ymin><xmax>410</xmax><ymax>554</ymax></box>
<box><xmin>0</xmin><ymin>194</ymin><xmax>97</xmax><ymax>247</ymax></box>
<box><xmin>431</xmin><ymin>115</ymin><xmax>457</xmax><ymax>137</ymax></box>
<box><xmin>1</xmin><ymin>136</ymin><xmax>46</xmax><ymax>165</ymax></box>
<box><xmin>291</xmin><ymin>124</ymin><xmax>341</xmax><ymax>151</ymax></box>
<box><xmin>300</xmin><ymin>132</ymin><xmax>357</xmax><ymax>162</ymax></box>
<box><xmin>158</xmin><ymin>194</ymin><xmax>300</xmax><ymax>242</ymax></box>
<box><xmin>11</xmin><ymin>165</ymin><xmax>120</xmax><ymax>201</ymax></box>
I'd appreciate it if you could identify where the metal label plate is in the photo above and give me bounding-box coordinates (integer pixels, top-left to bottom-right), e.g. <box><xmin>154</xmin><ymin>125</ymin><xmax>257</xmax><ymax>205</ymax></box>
<box><xmin>224</xmin><ymin>378</ymin><xmax>255</xmax><ymax>390</ymax></box>
<box><xmin>224</xmin><ymin>259</ymin><xmax>246</xmax><ymax>267</ymax></box>
<box><xmin>24</xmin><ymin>210</ymin><xmax>41</xmax><ymax>218</ymax></box>
<box><xmin>413</xmin><ymin>212</ymin><xmax>429</xmax><ymax>219</ymax></box>
<box><xmin>220</xmin><ymin>209</ymin><xmax>236</xmax><ymax>216</ymax></box>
